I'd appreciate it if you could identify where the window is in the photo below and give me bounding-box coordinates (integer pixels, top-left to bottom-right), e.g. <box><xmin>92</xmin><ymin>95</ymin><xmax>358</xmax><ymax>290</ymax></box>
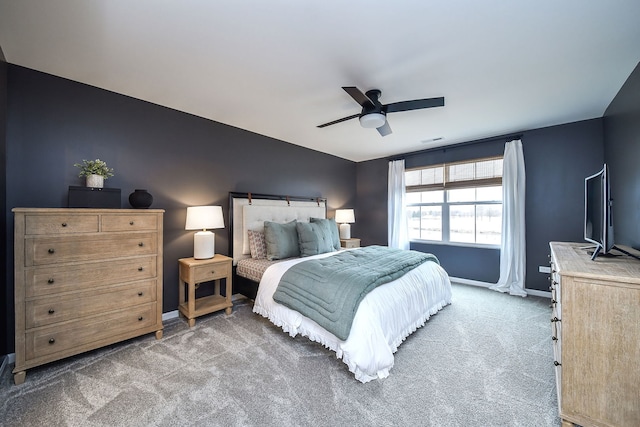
<box><xmin>405</xmin><ymin>157</ymin><xmax>503</xmax><ymax>245</ymax></box>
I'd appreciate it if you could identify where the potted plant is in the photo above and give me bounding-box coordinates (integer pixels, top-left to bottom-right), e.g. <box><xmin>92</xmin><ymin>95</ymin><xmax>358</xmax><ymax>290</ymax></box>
<box><xmin>74</xmin><ymin>159</ymin><xmax>114</xmax><ymax>188</ymax></box>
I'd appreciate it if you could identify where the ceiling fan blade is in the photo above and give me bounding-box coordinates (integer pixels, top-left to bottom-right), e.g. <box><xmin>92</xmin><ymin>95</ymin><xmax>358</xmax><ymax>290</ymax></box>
<box><xmin>385</xmin><ymin>97</ymin><xmax>445</xmax><ymax>113</ymax></box>
<box><xmin>317</xmin><ymin>113</ymin><xmax>360</xmax><ymax>128</ymax></box>
<box><xmin>342</xmin><ymin>86</ymin><xmax>375</xmax><ymax>109</ymax></box>
<box><xmin>377</xmin><ymin>120</ymin><xmax>392</xmax><ymax>137</ymax></box>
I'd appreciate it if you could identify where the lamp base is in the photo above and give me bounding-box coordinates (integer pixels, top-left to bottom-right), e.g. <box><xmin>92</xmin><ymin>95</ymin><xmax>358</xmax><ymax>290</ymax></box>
<box><xmin>339</xmin><ymin>223</ymin><xmax>351</xmax><ymax>240</ymax></box>
<box><xmin>194</xmin><ymin>231</ymin><xmax>215</xmax><ymax>259</ymax></box>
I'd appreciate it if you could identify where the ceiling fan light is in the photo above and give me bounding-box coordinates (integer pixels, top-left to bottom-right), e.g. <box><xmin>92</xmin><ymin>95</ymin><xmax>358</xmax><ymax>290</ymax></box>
<box><xmin>359</xmin><ymin>112</ymin><xmax>386</xmax><ymax>128</ymax></box>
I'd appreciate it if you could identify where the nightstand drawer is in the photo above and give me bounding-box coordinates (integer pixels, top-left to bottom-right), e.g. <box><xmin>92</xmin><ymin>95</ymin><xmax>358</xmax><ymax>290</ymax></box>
<box><xmin>101</xmin><ymin>214</ymin><xmax>158</xmax><ymax>232</ymax></box>
<box><xmin>25</xmin><ymin>214</ymin><xmax>99</xmax><ymax>235</ymax></box>
<box><xmin>340</xmin><ymin>238</ymin><xmax>361</xmax><ymax>248</ymax></box>
<box><xmin>193</xmin><ymin>262</ymin><xmax>231</xmax><ymax>283</ymax></box>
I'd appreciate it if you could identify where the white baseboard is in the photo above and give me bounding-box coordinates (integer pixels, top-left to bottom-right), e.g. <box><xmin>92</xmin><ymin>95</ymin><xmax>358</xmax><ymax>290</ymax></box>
<box><xmin>450</xmin><ymin>277</ymin><xmax>492</xmax><ymax>288</ymax></box>
<box><xmin>162</xmin><ymin>310</ymin><xmax>179</xmax><ymax>321</ymax></box>
<box><xmin>0</xmin><ymin>355</ymin><xmax>7</xmax><ymax>378</ymax></box>
<box><xmin>450</xmin><ymin>277</ymin><xmax>551</xmax><ymax>298</ymax></box>
<box><xmin>525</xmin><ymin>288</ymin><xmax>552</xmax><ymax>298</ymax></box>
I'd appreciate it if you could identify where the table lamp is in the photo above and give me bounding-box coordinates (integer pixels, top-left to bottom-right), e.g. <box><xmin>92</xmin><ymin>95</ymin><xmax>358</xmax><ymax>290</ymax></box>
<box><xmin>185</xmin><ymin>206</ymin><xmax>224</xmax><ymax>259</ymax></box>
<box><xmin>335</xmin><ymin>208</ymin><xmax>355</xmax><ymax>239</ymax></box>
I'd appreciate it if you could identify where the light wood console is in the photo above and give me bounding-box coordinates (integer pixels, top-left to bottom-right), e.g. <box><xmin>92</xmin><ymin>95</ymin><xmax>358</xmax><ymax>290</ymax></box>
<box><xmin>13</xmin><ymin>208</ymin><xmax>165</xmax><ymax>385</ymax></box>
<box><xmin>549</xmin><ymin>242</ymin><xmax>640</xmax><ymax>427</ymax></box>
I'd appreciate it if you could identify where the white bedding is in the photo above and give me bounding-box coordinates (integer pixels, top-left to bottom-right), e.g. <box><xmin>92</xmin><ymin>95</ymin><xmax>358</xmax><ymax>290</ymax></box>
<box><xmin>253</xmin><ymin>248</ymin><xmax>453</xmax><ymax>383</ymax></box>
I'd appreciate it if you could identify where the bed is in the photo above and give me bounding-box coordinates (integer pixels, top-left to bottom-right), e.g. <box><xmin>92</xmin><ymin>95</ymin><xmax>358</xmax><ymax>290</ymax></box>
<box><xmin>229</xmin><ymin>192</ymin><xmax>452</xmax><ymax>383</ymax></box>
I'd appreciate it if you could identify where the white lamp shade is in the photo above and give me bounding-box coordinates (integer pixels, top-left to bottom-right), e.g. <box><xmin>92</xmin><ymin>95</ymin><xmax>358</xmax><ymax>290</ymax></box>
<box><xmin>185</xmin><ymin>206</ymin><xmax>224</xmax><ymax>230</ymax></box>
<box><xmin>335</xmin><ymin>209</ymin><xmax>355</xmax><ymax>224</ymax></box>
<box><xmin>359</xmin><ymin>112</ymin><xmax>386</xmax><ymax>129</ymax></box>
<box><xmin>186</xmin><ymin>206</ymin><xmax>224</xmax><ymax>259</ymax></box>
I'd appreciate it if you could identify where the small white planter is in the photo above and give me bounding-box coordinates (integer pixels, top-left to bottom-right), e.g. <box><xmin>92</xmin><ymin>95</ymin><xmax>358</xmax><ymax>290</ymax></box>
<box><xmin>86</xmin><ymin>174</ymin><xmax>104</xmax><ymax>188</ymax></box>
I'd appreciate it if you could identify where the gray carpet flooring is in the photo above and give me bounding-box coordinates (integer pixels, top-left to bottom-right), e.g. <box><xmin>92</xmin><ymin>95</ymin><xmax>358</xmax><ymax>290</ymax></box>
<box><xmin>0</xmin><ymin>283</ymin><xmax>560</xmax><ymax>426</ymax></box>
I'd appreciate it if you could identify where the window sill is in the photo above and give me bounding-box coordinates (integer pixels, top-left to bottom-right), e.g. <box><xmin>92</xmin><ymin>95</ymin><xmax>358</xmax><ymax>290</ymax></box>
<box><xmin>410</xmin><ymin>239</ymin><xmax>500</xmax><ymax>250</ymax></box>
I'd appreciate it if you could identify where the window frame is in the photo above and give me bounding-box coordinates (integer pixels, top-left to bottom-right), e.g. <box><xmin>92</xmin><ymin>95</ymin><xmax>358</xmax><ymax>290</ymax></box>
<box><xmin>405</xmin><ymin>156</ymin><xmax>503</xmax><ymax>248</ymax></box>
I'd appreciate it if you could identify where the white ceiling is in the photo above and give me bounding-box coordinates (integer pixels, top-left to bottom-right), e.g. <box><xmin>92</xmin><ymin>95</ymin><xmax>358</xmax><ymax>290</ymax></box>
<box><xmin>1</xmin><ymin>1</ymin><xmax>639</xmax><ymax>162</ymax></box>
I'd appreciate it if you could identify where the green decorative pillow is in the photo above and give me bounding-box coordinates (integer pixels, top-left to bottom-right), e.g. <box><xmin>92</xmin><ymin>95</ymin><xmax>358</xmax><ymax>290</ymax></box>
<box><xmin>310</xmin><ymin>217</ymin><xmax>341</xmax><ymax>251</ymax></box>
<box><xmin>296</xmin><ymin>221</ymin><xmax>335</xmax><ymax>257</ymax></box>
<box><xmin>264</xmin><ymin>220</ymin><xmax>300</xmax><ymax>260</ymax></box>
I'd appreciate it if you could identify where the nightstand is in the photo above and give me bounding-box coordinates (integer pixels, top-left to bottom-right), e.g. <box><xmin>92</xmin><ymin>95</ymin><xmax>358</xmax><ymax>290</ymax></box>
<box><xmin>340</xmin><ymin>238</ymin><xmax>361</xmax><ymax>248</ymax></box>
<box><xmin>178</xmin><ymin>254</ymin><xmax>232</xmax><ymax>327</ymax></box>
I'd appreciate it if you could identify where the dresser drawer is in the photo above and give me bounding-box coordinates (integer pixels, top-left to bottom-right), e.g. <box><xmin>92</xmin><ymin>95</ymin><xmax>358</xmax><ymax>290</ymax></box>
<box><xmin>101</xmin><ymin>214</ymin><xmax>158</xmax><ymax>232</ymax></box>
<box><xmin>26</xmin><ymin>233</ymin><xmax>157</xmax><ymax>266</ymax></box>
<box><xmin>26</xmin><ymin>280</ymin><xmax>157</xmax><ymax>328</ymax></box>
<box><xmin>25</xmin><ymin>214</ymin><xmax>99</xmax><ymax>235</ymax></box>
<box><xmin>193</xmin><ymin>262</ymin><xmax>231</xmax><ymax>283</ymax></box>
<box><xmin>26</xmin><ymin>257</ymin><xmax>157</xmax><ymax>298</ymax></box>
<box><xmin>26</xmin><ymin>302</ymin><xmax>158</xmax><ymax>360</ymax></box>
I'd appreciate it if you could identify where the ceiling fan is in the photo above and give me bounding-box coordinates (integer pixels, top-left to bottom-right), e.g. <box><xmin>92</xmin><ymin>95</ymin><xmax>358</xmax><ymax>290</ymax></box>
<box><xmin>317</xmin><ymin>86</ymin><xmax>445</xmax><ymax>136</ymax></box>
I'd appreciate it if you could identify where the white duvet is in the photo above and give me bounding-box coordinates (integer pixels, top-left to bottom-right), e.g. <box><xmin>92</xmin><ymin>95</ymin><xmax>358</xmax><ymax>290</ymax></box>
<box><xmin>252</xmin><ymin>249</ymin><xmax>453</xmax><ymax>383</ymax></box>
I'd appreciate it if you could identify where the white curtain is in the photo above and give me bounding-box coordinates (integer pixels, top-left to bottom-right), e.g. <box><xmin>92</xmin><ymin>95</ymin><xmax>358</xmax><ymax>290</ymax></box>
<box><xmin>388</xmin><ymin>159</ymin><xmax>410</xmax><ymax>249</ymax></box>
<box><xmin>491</xmin><ymin>139</ymin><xmax>527</xmax><ymax>296</ymax></box>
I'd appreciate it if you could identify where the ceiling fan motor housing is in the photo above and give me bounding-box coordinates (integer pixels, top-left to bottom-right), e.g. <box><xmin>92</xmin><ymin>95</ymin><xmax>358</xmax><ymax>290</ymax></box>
<box><xmin>359</xmin><ymin>112</ymin><xmax>386</xmax><ymax>128</ymax></box>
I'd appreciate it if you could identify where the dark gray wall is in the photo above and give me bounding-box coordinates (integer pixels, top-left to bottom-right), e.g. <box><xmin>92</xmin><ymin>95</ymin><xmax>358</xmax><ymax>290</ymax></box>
<box><xmin>4</xmin><ymin>65</ymin><xmax>356</xmax><ymax>353</ymax></box>
<box><xmin>356</xmin><ymin>119</ymin><xmax>604</xmax><ymax>292</ymax></box>
<box><xmin>604</xmin><ymin>61</ymin><xmax>640</xmax><ymax>249</ymax></box>
<box><xmin>0</xmin><ymin>46</ymin><xmax>8</xmax><ymax>356</ymax></box>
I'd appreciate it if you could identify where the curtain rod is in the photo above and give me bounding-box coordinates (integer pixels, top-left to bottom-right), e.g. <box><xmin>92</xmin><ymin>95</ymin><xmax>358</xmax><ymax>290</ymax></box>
<box><xmin>389</xmin><ymin>133</ymin><xmax>523</xmax><ymax>162</ymax></box>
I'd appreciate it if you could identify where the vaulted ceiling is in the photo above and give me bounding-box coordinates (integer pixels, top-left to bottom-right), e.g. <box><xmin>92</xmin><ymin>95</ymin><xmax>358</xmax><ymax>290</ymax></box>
<box><xmin>1</xmin><ymin>1</ymin><xmax>639</xmax><ymax>162</ymax></box>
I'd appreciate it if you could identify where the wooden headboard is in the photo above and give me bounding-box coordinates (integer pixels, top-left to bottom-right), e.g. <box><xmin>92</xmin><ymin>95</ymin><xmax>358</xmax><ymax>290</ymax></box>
<box><xmin>228</xmin><ymin>192</ymin><xmax>327</xmax><ymax>265</ymax></box>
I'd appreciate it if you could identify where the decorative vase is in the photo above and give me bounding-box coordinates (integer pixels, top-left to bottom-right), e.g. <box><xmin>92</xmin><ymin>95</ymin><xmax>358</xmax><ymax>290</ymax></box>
<box><xmin>129</xmin><ymin>189</ymin><xmax>153</xmax><ymax>208</ymax></box>
<box><xmin>86</xmin><ymin>174</ymin><xmax>104</xmax><ymax>188</ymax></box>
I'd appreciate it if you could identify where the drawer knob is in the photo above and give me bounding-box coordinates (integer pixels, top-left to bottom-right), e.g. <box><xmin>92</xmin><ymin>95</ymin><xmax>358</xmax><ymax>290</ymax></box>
<box><xmin>48</xmin><ymin>309</ymin><xmax>55</xmax><ymax>315</ymax></box>
<box><xmin>554</xmin><ymin>361</ymin><xmax>561</xmax><ymax>367</ymax></box>
<box><xmin>138</xmin><ymin>292</ymin><xmax>143</xmax><ymax>296</ymax></box>
<box><xmin>551</xmin><ymin>299</ymin><xmax>557</xmax><ymax>304</ymax></box>
<box><xmin>130</xmin><ymin>221</ymin><xmax>134</xmax><ymax>225</ymax></box>
<box><xmin>138</xmin><ymin>267</ymin><xmax>144</xmax><ymax>271</ymax></box>
<box><xmin>138</xmin><ymin>242</ymin><xmax>144</xmax><ymax>247</ymax></box>
<box><xmin>138</xmin><ymin>316</ymin><xmax>143</xmax><ymax>321</ymax></box>
<box><xmin>551</xmin><ymin>317</ymin><xmax>561</xmax><ymax>323</ymax></box>
<box><xmin>552</xmin><ymin>336</ymin><xmax>558</xmax><ymax>341</ymax></box>
<box><xmin>48</xmin><ymin>248</ymin><xmax>55</xmax><ymax>254</ymax></box>
<box><xmin>61</xmin><ymin>222</ymin><xmax>67</xmax><ymax>227</ymax></box>
<box><xmin>48</xmin><ymin>338</ymin><xmax>55</xmax><ymax>344</ymax></box>
<box><xmin>47</xmin><ymin>278</ymin><xmax>55</xmax><ymax>284</ymax></box>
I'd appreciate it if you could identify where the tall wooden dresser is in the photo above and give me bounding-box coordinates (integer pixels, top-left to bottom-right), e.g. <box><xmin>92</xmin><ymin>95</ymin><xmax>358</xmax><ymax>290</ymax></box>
<box><xmin>12</xmin><ymin>208</ymin><xmax>164</xmax><ymax>385</ymax></box>
<box><xmin>549</xmin><ymin>242</ymin><xmax>640</xmax><ymax>427</ymax></box>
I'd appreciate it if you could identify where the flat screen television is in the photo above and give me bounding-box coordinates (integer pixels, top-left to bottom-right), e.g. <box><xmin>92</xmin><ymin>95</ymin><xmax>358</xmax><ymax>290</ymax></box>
<box><xmin>584</xmin><ymin>163</ymin><xmax>614</xmax><ymax>260</ymax></box>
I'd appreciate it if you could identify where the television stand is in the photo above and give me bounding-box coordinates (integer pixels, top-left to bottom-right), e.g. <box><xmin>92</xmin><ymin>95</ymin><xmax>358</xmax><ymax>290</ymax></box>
<box><xmin>585</xmin><ymin>244</ymin><xmax>640</xmax><ymax>261</ymax></box>
<box><xmin>612</xmin><ymin>244</ymin><xmax>640</xmax><ymax>261</ymax></box>
<box><xmin>587</xmin><ymin>249</ymin><xmax>619</xmax><ymax>258</ymax></box>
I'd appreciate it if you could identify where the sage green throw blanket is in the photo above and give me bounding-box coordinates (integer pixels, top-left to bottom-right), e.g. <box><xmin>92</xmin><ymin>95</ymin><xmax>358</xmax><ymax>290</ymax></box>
<box><xmin>273</xmin><ymin>245</ymin><xmax>439</xmax><ymax>340</ymax></box>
